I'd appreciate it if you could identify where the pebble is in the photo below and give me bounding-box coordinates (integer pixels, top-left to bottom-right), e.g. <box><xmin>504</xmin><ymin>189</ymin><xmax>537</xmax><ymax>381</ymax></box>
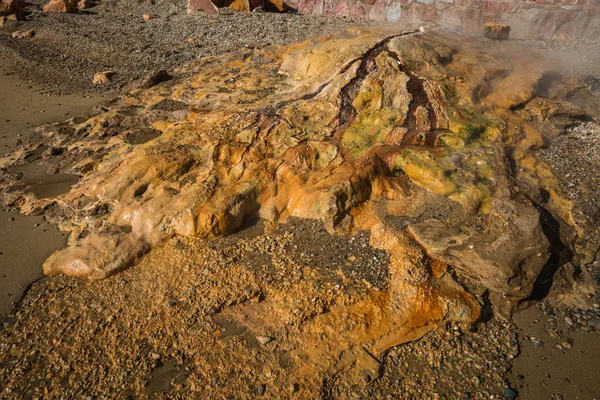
<box><xmin>564</xmin><ymin>317</ymin><xmax>574</xmax><ymax>326</ymax></box>
<box><xmin>503</xmin><ymin>387</ymin><xmax>517</xmax><ymax>400</ymax></box>
<box><xmin>561</xmin><ymin>341</ymin><xmax>572</xmax><ymax>349</ymax></box>
<box><xmin>167</xmin><ymin>301</ymin><xmax>177</xmax><ymax>307</ymax></box>
<box><xmin>256</xmin><ymin>335</ymin><xmax>272</xmax><ymax>345</ymax></box>
<box><xmin>530</xmin><ymin>338</ymin><xmax>544</xmax><ymax>347</ymax></box>
<box><xmin>589</xmin><ymin>318</ymin><xmax>600</xmax><ymax>329</ymax></box>
<box><xmin>257</xmin><ymin>383</ymin><xmax>266</xmax><ymax>396</ymax></box>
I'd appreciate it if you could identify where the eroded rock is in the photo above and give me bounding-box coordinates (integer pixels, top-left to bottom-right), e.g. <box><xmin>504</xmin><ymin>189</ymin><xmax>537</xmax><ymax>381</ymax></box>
<box><xmin>0</xmin><ymin>28</ymin><xmax>595</xmax><ymax>340</ymax></box>
<box><xmin>92</xmin><ymin>70</ymin><xmax>115</xmax><ymax>84</ymax></box>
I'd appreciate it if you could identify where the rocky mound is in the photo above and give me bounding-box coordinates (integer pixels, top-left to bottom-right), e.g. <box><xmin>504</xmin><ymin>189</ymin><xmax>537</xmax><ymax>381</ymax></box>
<box><xmin>0</xmin><ymin>26</ymin><xmax>598</xmax><ymax>396</ymax></box>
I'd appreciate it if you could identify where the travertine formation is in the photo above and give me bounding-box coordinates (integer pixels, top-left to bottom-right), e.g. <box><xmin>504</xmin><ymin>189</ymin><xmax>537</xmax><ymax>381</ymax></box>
<box><xmin>0</xmin><ymin>28</ymin><xmax>597</xmax><ymax>382</ymax></box>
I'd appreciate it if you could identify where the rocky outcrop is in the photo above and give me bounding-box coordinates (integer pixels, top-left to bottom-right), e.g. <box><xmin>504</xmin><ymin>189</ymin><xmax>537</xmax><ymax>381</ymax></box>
<box><xmin>0</xmin><ymin>28</ymin><xmax>594</xmax><ymax>318</ymax></box>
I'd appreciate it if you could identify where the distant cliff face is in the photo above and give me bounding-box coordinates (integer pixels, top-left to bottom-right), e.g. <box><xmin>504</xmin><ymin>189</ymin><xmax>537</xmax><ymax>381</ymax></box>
<box><xmin>298</xmin><ymin>0</ymin><xmax>600</xmax><ymax>42</ymax></box>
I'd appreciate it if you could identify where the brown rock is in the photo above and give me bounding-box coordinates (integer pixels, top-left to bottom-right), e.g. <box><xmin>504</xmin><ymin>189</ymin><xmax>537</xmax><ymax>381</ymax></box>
<box><xmin>92</xmin><ymin>71</ymin><xmax>116</xmax><ymax>85</ymax></box>
<box><xmin>11</xmin><ymin>29</ymin><xmax>35</xmax><ymax>39</ymax></box>
<box><xmin>142</xmin><ymin>13</ymin><xmax>151</xmax><ymax>20</ymax></box>
<box><xmin>408</xmin><ymin>200</ymin><xmax>551</xmax><ymax>316</ymax></box>
<box><xmin>43</xmin><ymin>0</ymin><xmax>77</xmax><ymax>13</ymax></box>
<box><xmin>483</xmin><ymin>23</ymin><xmax>511</xmax><ymax>40</ymax></box>
<box><xmin>256</xmin><ymin>335</ymin><xmax>272</xmax><ymax>345</ymax></box>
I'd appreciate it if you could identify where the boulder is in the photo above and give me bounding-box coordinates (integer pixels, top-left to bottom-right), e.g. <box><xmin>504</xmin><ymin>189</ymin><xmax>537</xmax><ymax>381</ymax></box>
<box><xmin>483</xmin><ymin>22</ymin><xmax>511</xmax><ymax>40</ymax></box>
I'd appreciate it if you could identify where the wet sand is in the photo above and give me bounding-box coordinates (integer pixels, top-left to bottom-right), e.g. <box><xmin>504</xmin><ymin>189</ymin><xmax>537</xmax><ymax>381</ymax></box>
<box><xmin>0</xmin><ymin>55</ymin><xmax>105</xmax><ymax>315</ymax></box>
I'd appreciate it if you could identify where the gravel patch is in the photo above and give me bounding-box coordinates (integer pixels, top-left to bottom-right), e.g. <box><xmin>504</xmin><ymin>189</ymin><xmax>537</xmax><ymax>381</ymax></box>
<box><xmin>0</xmin><ymin>0</ymin><xmax>363</xmax><ymax>95</ymax></box>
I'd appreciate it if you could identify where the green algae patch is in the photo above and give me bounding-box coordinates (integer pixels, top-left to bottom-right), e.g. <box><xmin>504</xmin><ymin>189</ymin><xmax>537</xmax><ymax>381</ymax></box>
<box><xmin>390</xmin><ymin>149</ymin><xmax>457</xmax><ymax>197</ymax></box>
<box><xmin>342</xmin><ymin>109</ymin><xmax>399</xmax><ymax>159</ymax></box>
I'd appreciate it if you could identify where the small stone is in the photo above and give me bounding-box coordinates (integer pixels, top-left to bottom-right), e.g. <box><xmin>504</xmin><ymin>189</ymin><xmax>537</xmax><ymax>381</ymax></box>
<box><xmin>150</xmin><ymin>352</ymin><xmax>160</xmax><ymax>360</ymax></box>
<box><xmin>11</xmin><ymin>29</ymin><xmax>35</xmax><ymax>39</ymax></box>
<box><xmin>346</xmin><ymin>255</ymin><xmax>356</xmax><ymax>262</ymax></box>
<box><xmin>92</xmin><ymin>71</ymin><xmax>115</xmax><ymax>85</ymax></box>
<box><xmin>143</xmin><ymin>13</ymin><xmax>152</xmax><ymax>20</ymax></box>
<box><xmin>257</xmin><ymin>383</ymin><xmax>266</xmax><ymax>396</ymax></box>
<box><xmin>588</xmin><ymin>317</ymin><xmax>600</xmax><ymax>329</ymax></box>
<box><xmin>565</xmin><ymin>316</ymin><xmax>574</xmax><ymax>326</ymax></box>
<box><xmin>530</xmin><ymin>338</ymin><xmax>544</xmax><ymax>347</ymax></box>
<box><xmin>561</xmin><ymin>341</ymin><xmax>572</xmax><ymax>349</ymax></box>
<box><xmin>167</xmin><ymin>301</ymin><xmax>177</xmax><ymax>307</ymax></box>
<box><xmin>362</xmin><ymin>374</ymin><xmax>371</xmax><ymax>383</ymax></box>
<box><xmin>256</xmin><ymin>335</ymin><xmax>272</xmax><ymax>345</ymax></box>
<box><xmin>503</xmin><ymin>387</ymin><xmax>517</xmax><ymax>400</ymax></box>
<box><xmin>290</xmin><ymin>383</ymin><xmax>299</xmax><ymax>392</ymax></box>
